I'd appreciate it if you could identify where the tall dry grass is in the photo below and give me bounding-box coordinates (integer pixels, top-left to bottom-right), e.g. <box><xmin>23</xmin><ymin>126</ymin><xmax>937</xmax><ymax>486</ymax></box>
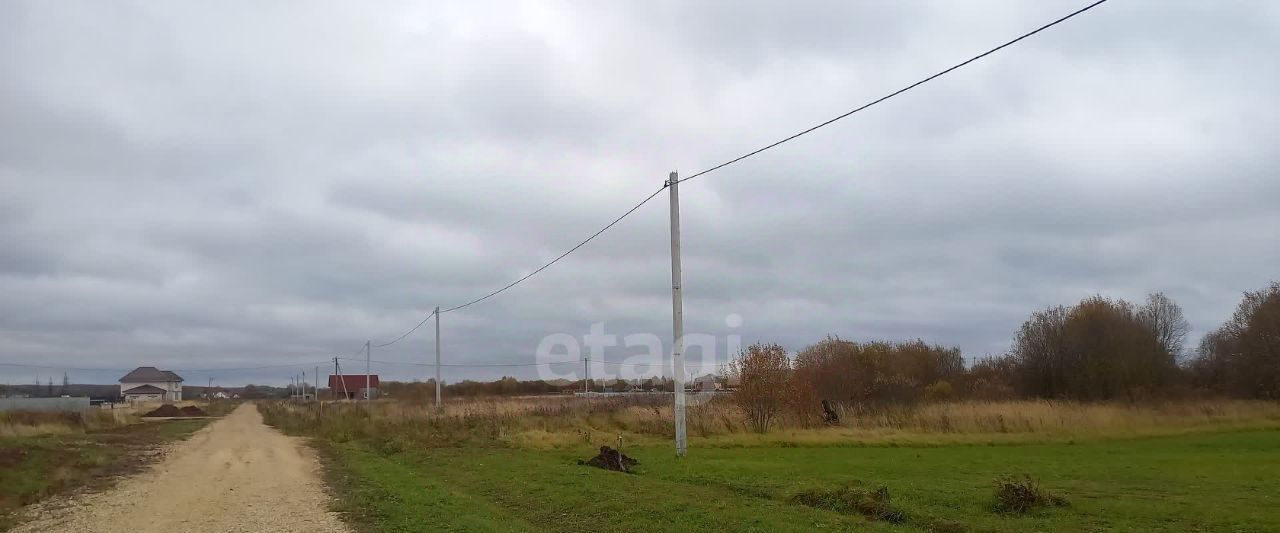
<box><xmin>0</xmin><ymin>408</ymin><xmax>136</xmax><ymax>438</ymax></box>
<box><xmin>259</xmin><ymin>396</ymin><xmax>1280</xmax><ymax>450</ymax></box>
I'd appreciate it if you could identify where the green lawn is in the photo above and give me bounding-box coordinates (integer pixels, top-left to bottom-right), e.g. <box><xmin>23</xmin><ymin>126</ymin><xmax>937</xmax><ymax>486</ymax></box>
<box><xmin>319</xmin><ymin>429</ymin><xmax>1280</xmax><ymax>532</ymax></box>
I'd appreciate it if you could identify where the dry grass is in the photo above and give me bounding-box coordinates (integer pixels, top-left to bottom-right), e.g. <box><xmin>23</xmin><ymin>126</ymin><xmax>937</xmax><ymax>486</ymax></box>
<box><xmin>0</xmin><ymin>409</ymin><xmax>137</xmax><ymax>438</ymax></box>
<box><xmin>261</xmin><ymin>396</ymin><xmax>1280</xmax><ymax>450</ymax></box>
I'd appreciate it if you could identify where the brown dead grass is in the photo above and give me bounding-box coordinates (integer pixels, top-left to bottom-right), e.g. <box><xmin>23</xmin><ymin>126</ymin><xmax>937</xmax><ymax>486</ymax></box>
<box><xmin>261</xmin><ymin>396</ymin><xmax>1280</xmax><ymax>450</ymax></box>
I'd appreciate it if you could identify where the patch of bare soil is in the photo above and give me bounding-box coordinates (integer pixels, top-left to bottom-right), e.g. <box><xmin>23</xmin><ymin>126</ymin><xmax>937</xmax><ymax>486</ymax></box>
<box><xmin>9</xmin><ymin>404</ymin><xmax>349</xmax><ymax>533</ymax></box>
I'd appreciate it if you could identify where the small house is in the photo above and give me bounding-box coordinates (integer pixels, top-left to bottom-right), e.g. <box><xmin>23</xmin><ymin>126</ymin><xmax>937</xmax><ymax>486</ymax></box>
<box><xmin>119</xmin><ymin>367</ymin><xmax>183</xmax><ymax>402</ymax></box>
<box><xmin>329</xmin><ymin>375</ymin><xmax>379</xmax><ymax>400</ymax></box>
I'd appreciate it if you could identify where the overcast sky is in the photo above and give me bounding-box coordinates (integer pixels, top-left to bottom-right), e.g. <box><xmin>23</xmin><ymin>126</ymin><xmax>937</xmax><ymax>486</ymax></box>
<box><xmin>2</xmin><ymin>0</ymin><xmax>1277</xmax><ymax>387</ymax></box>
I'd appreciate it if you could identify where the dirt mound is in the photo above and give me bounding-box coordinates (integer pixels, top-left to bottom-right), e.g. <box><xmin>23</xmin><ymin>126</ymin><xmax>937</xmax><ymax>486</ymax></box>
<box><xmin>578</xmin><ymin>446</ymin><xmax>638</xmax><ymax>473</ymax></box>
<box><xmin>178</xmin><ymin>406</ymin><xmax>208</xmax><ymax>416</ymax></box>
<box><xmin>143</xmin><ymin>404</ymin><xmax>184</xmax><ymax>417</ymax></box>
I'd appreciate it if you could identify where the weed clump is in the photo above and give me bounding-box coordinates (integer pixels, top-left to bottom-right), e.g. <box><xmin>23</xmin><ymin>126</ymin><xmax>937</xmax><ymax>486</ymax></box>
<box><xmin>790</xmin><ymin>485</ymin><xmax>905</xmax><ymax>523</ymax></box>
<box><xmin>992</xmin><ymin>475</ymin><xmax>1068</xmax><ymax>514</ymax></box>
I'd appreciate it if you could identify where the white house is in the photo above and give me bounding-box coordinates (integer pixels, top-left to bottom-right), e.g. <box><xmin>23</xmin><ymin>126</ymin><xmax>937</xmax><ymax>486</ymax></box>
<box><xmin>119</xmin><ymin>367</ymin><xmax>183</xmax><ymax>402</ymax></box>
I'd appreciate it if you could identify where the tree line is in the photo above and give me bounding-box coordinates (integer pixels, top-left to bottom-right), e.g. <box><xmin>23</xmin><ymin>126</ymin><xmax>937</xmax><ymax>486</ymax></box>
<box><xmin>729</xmin><ymin>281</ymin><xmax>1280</xmax><ymax>432</ymax></box>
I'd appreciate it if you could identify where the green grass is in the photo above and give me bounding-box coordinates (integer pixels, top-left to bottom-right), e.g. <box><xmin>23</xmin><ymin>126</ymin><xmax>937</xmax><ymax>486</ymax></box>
<box><xmin>0</xmin><ymin>419</ymin><xmax>209</xmax><ymax>529</ymax></box>
<box><xmin>314</xmin><ymin>428</ymin><xmax>1280</xmax><ymax>532</ymax></box>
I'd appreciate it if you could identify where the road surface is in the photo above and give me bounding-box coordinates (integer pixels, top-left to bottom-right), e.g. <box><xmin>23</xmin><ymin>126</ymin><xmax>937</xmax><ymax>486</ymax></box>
<box><xmin>13</xmin><ymin>404</ymin><xmax>349</xmax><ymax>533</ymax></box>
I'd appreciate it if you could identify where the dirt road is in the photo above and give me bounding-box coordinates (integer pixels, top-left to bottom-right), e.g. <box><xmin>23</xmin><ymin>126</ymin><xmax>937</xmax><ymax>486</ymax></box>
<box><xmin>13</xmin><ymin>404</ymin><xmax>349</xmax><ymax>533</ymax></box>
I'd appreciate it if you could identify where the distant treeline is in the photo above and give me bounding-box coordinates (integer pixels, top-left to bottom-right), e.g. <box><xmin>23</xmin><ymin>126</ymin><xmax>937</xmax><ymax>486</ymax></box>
<box><xmin>377</xmin><ymin>376</ymin><xmax>677</xmax><ymax>402</ymax></box>
<box><xmin>726</xmin><ymin>281</ymin><xmax>1280</xmax><ymax>431</ymax></box>
<box><xmin>361</xmin><ymin>281</ymin><xmax>1279</xmax><ymax>410</ymax></box>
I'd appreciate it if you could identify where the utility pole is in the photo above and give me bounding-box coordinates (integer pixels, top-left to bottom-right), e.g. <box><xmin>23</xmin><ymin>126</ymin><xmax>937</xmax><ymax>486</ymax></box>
<box><xmin>584</xmin><ymin>354</ymin><xmax>590</xmax><ymax>394</ymax></box>
<box><xmin>668</xmin><ymin>171</ymin><xmax>687</xmax><ymax>457</ymax></box>
<box><xmin>315</xmin><ymin>365</ymin><xmax>319</xmax><ymax>402</ymax></box>
<box><xmin>365</xmin><ymin>340</ymin><xmax>371</xmax><ymax>405</ymax></box>
<box><xmin>302</xmin><ymin>371</ymin><xmax>307</xmax><ymax>401</ymax></box>
<box><xmin>434</xmin><ymin>307</ymin><xmax>442</xmax><ymax>408</ymax></box>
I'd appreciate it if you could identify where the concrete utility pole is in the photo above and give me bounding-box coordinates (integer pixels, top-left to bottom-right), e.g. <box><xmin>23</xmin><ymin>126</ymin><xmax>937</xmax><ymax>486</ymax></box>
<box><xmin>315</xmin><ymin>365</ymin><xmax>319</xmax><ymax>401</ymax></box>
<box><xmin>434</xmin><ymin>307</ymin><xmax>442</xmax><ymax>408</ymax></box>
<box><xmin>668</xmin><ymin>171</ymin><xmax>687</xmax><ymax>457</ymax></box>
<box><xmin>365</xmin><ymin>340</ymin><xmax>371</xmax><ymax>405</ymax></box>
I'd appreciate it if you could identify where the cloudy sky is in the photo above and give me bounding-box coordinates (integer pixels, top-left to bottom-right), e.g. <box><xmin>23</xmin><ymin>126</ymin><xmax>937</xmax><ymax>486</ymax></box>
<box><xmin>2</xmin><ymin>0</ymin><xmax>1277</xmax><ymax>387</ymax></box>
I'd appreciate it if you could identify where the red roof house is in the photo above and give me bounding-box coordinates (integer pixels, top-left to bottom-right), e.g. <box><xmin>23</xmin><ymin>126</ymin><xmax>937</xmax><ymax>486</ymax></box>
<box><xmin>329</xmin><ymin>375</ymin><xmax>379</xmax><ymax>400</ymax></box>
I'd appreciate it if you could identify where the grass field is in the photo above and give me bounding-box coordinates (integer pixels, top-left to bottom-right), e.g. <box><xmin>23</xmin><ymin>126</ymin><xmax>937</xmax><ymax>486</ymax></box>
<box><xmin>314</xmin><ymin>429</ymin><xmax>1280</xmax><ymax>532</ymax></box>
<box><xmin>0</xmin><ymin>418</ymin><xmax>210</xmax><ymax>529</ymax></box>
<box><xmin>262</xmin><ymin>399</ymin><xmax>1280</xmax><ymax>532</ymax></box>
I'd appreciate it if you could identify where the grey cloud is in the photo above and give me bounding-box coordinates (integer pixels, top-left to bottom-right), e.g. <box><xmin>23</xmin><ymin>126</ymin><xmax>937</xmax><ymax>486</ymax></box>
<box><xmin>2</xmin><ymin>0</ymin><xmax>1277</xmax><ymax>385</ymax></box>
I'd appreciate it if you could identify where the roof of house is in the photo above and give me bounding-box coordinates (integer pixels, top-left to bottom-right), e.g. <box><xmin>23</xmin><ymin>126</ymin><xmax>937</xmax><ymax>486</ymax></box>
<box><xmin>119</xmin><ymin>366</ymin><xmax>184</xmax><ymax>383</ymax></box>
<box><xmin>329</xmin><ymin>375</ymin><xmax>379</xmax><ymax>391</ymax></box>
<box><xmin>122</xmin><ymin>384</ymin><xmax>167</xmax><ymax>395</ymax></box>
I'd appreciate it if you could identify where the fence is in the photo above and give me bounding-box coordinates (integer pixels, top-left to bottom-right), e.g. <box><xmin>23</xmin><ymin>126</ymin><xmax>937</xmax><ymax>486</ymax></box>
<box><xmin>0</xmin><ymin>396</ymin><xmax>91</xmax><ymax>413</ymax></box>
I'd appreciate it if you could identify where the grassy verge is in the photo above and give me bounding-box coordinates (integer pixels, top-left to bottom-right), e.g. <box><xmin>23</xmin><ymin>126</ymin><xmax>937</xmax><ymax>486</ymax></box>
<box><xmin>302</xmin><ymin>427</ymin><xmax>1280</xmax><ymax>532</ymax></box>
<box><xmin>0</xmin><ymin>418</ymin><xmax>210</xmax><ymax>529</ymax></box>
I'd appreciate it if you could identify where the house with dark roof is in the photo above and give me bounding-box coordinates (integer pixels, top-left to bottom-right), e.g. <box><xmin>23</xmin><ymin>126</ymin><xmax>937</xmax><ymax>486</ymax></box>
<box><xmin>119</xmin><ymin>367</ymin><xmax>183</xmax><ymax>402</ymax></box>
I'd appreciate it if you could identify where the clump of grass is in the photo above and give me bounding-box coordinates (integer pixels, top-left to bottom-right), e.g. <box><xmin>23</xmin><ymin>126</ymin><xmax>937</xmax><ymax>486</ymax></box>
<box><xmin>992</xmin><ymin>475</ymin><xmax>1068</xmax><ymax>514</ymax></box>
<box><xmin>924</xmin><ymin>519</ymin><xmax>969</xmax><ymax>532</ymax></box>
<box><xmin>789</xmin><ymin>485</ymin><xmax>905</xmax><ymax>523</ymax></box>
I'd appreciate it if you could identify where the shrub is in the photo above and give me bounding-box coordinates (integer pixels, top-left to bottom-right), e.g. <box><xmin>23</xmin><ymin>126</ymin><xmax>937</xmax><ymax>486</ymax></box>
<box><xmin>923</xmin><ymin>380</ymin><xmax>955</xmax><ymax>402</ymax></box>
<box><xmin>729</xmin><ymin>343</ymin><xmax>791</xmax><ymax>433</ymax></box>
<box><xmin>992</xmin><ymin>475</ymin><xmax>1067</xmax><ymax>514</ymax></box>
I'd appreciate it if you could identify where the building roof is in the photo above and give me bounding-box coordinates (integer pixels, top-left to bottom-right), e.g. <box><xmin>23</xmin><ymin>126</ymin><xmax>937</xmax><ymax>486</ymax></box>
<box><xmin>329</xmin><ymin>375</ymin><xmax>379</xmax><ymax>391</ymax></box>
<box><xmin>122</xmin><ymin>384</ymin><xmax>166</xmax><ymax>395</ymax></box>
<box><xmin>119</xmin><ymin>366</ymin><xmax>184</xmax><ymax>383</ymax></box>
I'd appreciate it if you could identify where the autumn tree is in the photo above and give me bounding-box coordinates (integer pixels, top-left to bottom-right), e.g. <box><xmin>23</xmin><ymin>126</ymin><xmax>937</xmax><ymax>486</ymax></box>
<box><xmin>1011</xmin><ymin>294</ymin><xmax>1182</xmax><ymax>400</ymax></box>
<box><xmin>1190</xmin><ymin>282</ymin><xmax>1280</xmax><ymax>398</ymax></box>
<box><xmin>729</xmin><ymin>342</ymin><xmax>791</xmax><ymax>433</ymax></box>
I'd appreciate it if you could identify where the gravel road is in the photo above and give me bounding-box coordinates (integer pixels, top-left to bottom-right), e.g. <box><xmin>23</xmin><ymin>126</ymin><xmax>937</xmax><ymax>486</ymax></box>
<box><xmin>12</xmin><ymin>404</ymin><xmax>349</xmax><ymax>533</ymax></box>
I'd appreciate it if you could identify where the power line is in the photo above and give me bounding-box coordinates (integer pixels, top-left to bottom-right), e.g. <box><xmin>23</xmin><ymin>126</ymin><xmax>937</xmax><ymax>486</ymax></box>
<box><xmin>351</xmin><ymin>357</ymin><xmax>661</xmax><ymax>369</ymax></box>
<box><xmin>0</xmin><ymin>360</ymin><xmax>332</xmax><ymax>374</ymax></box>
<box><xmin>439</xmin><ymin>184</ymin><xmax>669</xmax><ymax>314</ymax></box>
<box><xmin>176</xmin><ymin>360</ymin><xmax>334</xmax><ymax>373</ymax></box>
<box><xmin>676</xmin><ymin>0</ymin><xmax>1111</xmax><ymax>185</ymax></box>
<box><xmin>350</xmin><ymin>357</ymin><xmax>579</xmax><ymax>368</ymax></box>
<box><xmin>372</xmin><ymin>308</ymin><xmax>437</xmax><ymax>348</ymax></box>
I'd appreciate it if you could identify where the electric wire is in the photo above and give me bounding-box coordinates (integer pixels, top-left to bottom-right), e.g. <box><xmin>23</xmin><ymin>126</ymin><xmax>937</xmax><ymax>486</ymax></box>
<box><xmin>372</xmin><ymin>308</ymin><xmax>437</xmax><ymax>348</ymax></box>
<box><xmin>439</xmin><ymin>184</ymin><xmax>669</xmax><ymax>314</ymax></box>
<box><xmin>676</xmin><ymin>0</ymin><xmax>1111</xmax><ymax>185</ymax></box>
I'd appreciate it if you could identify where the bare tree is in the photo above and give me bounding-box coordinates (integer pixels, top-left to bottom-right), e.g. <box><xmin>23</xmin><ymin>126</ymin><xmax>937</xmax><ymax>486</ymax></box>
<box><xmin>1191</xmin><ymin>282</ymin><xmax>1280</xmax><ymax>398</ymax></box>
<box><xmin>1012</xmin><ymin>295</ymin><xmax>1176</xmax><ymax>400</ymax></box>
<box><xmin>729</xmin><ymin>343</ymin><xmax>791</xmax><ymax>433</ymax></box>
<box><xmin>1139</xmin><ymin>292</ymin><xmax>1191</xmax><ymax>360</ymax></box>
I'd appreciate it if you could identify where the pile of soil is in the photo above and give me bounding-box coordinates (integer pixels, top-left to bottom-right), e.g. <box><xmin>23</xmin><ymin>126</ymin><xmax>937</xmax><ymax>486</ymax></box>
<box><xmin>178</xmin><ymin>405</ymin><xmax>208</xmax><ymax>416</ymax></box>
<box><xmin>578</xmin><ymin>446</ymin><xmax>638</xmax><ymax>473</ymax></box>
<box><xmin>143</xmin><ymin>404</ymin><xmax>184</xmax><ymax>417</ymax></box>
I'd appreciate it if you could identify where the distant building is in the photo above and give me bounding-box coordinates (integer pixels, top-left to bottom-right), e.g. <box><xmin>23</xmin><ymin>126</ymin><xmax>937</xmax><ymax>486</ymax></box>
<box><xmin>119</xmin><ymin>367</ymin><xmax>183</xmax><ymax>402</ymax></box>
<box><xmin>329</xmin><ymin>375</ymin><xmax>379</xmax><ymax>400</ymax></box>
<box><xmin>691</xmin><ymin>374</ymin><xmax>725</xmax><ymax>392</ymax></box>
